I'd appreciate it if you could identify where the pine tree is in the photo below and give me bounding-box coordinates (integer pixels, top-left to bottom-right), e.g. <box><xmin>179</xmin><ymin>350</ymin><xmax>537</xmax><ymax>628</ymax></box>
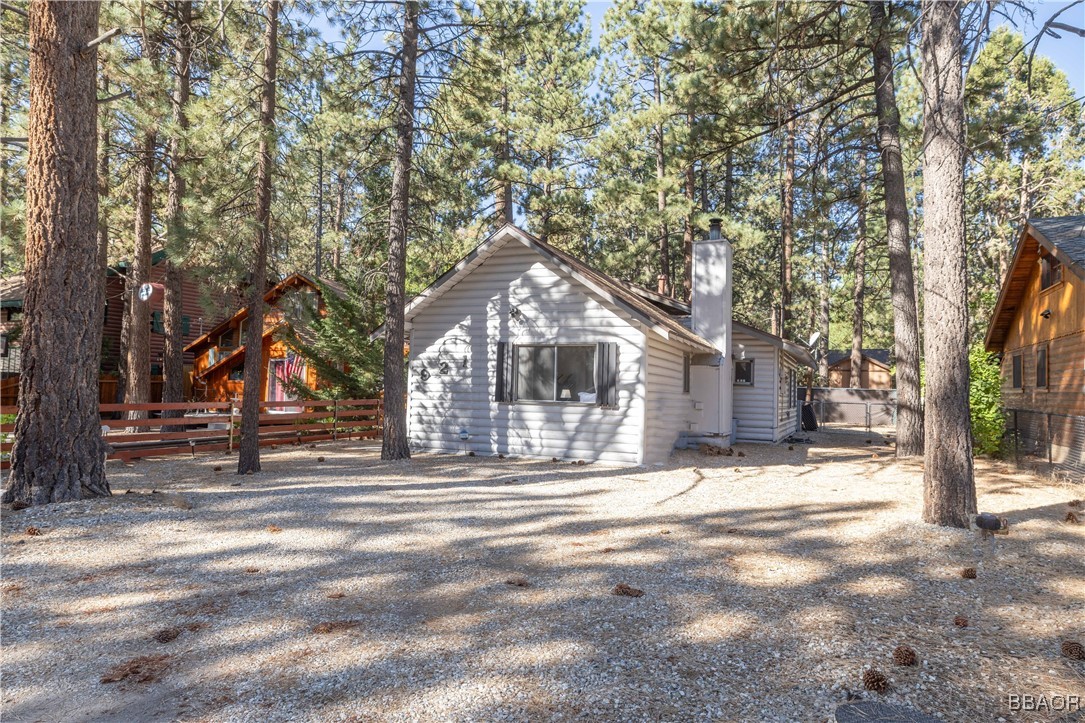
<box><xmin>380</xmin><ymin>0</ymin><xmax>420</xmax><ymax>461</ymax></box>
<box><xmin>920</xmin><ymin>0</ymin><xmax>975</xmax><ymax>528</ymax></box>
<box><xmin>237</xmin><ymin>0</ymin><xmax>280</xmax><ymax>475</ymax></box>
<box><xmin>4</xmin><ymin>0</ymin><xmax>110</xmax><ymax>505</ymax></box>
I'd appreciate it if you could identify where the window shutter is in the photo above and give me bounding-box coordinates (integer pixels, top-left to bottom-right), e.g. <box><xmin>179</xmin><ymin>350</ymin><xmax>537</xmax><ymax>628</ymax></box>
<box><xmin>151</xmin><ymin>311</ymin><xmax>164</xmax><ymax>334</ymax></box>
<box><xmin>595</xmin><ymin>341</ymin><xmax>619</xmax><ymax>407</ymax></box>
<box><xmin>495</xmin><ymin>341</ymin><xmax>513</xmax><ymax>402</ymax></box>
<box><xmin>182</xmin><ymin>316</ymin><xmax>191</xmax><ymax>336</ymax></box>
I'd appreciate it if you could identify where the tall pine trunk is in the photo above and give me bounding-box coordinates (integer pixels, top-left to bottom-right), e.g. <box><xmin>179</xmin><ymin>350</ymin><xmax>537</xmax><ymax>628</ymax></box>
<box><xmin>162</xmin><ymin>0</ymin><xmax>192</xmax><ymax>417</ymax></box>
<box><xmin>921</xmin><ymin>0</ymin><xmax>975</xmax><ymax>527</ymax></box>
<box><xmin>815</xmin><ymin>155</ymin><xmax>830</xmax><ymax>383</ymax></box>
<box><xmin>780</xmin><ymin>119</ymin><xmax>795</xmax><ymax>338</ymax></box>
<box><xmin>495</xmin><ymin>83</ymin><xmax>513</xmax><ymax>226</ymax></box>
<box><xmin>96</xmin><ymin>72</ymin><xmax>110</xmax><ymax>276</ymax></box>
<box><xmin>4</xmin><ymin>0</ymin><xmax>109</xmax><ymax>505</ymax></box>
<box><xmin>850</xmin><ymin>157</ymin><xmax>867</xmax><ymax>389</ymax></box>
<box><xmin>381</xmin><ymin>0</ymin><xmax>419</xmax><ymax>461</ymax></box>
<box><xmin>653</xmin><ymin>61</ymin><xmax>669</xmax><ymax>295</ymax></box>
<box><xmin>237</xmin><ymin>0</ymin><xmax>279</xmax><ymax>474</ymax></box>
<box><xmin>125</xmin><ymin>128</ymin><xmax>156</xmax><ymax>427</ymax></box>
<box><xmin>869</xmin><ymin>0</ymin><xmax>923</xmax><ymax>457</ymax></box>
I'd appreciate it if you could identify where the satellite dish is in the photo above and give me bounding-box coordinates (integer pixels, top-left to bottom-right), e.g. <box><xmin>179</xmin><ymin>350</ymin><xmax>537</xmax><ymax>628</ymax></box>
<box><xmin>806</xmin><ymin>331</ymin><xmax>821</xmax><ymax>349</ymax></box>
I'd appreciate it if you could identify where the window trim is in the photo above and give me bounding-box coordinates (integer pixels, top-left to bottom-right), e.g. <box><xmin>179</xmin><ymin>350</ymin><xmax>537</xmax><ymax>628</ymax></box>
<box><xmin>513</xmin><ymin>343</ymin><xmax>598</xmax><ymax>405</ymax></box>
<box><xmin>734</xmin><ymin>358</ymin><xmax>755</xmax><ymax>386</ymax></box>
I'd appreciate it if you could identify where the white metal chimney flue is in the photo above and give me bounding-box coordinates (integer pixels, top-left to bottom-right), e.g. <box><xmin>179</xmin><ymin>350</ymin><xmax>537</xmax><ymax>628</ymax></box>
<box><xmin>690</xmin><ymin>216</ymin><xmax>734</xmax><ymax>440</ymax></box>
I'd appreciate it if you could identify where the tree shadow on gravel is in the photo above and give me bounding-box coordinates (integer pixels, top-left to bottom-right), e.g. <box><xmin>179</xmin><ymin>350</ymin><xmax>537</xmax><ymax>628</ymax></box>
<box><xmin>1</xmin><ymin>435</ymin><xmax>1082</xmax><ymax>723</ymax></box>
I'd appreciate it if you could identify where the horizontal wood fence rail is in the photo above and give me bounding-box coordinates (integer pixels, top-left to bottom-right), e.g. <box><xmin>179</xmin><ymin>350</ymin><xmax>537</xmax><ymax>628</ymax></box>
<box><xmin>0</xmin><ymin>399</ymin><xmax>382</xmax><ymax>469</ymax></box>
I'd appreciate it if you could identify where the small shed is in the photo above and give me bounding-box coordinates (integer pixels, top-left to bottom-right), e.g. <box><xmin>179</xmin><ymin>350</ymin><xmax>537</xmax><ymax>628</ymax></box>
<box><xmin>825</xmin><ymin>349</ymin><xmax>893</xmax><ymax>389</ymax></box>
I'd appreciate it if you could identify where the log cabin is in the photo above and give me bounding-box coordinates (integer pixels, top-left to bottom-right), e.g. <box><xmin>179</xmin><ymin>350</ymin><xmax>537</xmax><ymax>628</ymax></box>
<box><xmin>985</xmin><ymin>215</ymin><xmax>1085</xmax><ymax>471</ymax></box>
<box><xmin>185</xmin><ymin>273</ymin><xmax>344</xmax><ymax>404</ymax></box>
<box><xmin>1</xmin><ymin>251</ymin><xmax>215</xmax><ymax>402</ymax></box>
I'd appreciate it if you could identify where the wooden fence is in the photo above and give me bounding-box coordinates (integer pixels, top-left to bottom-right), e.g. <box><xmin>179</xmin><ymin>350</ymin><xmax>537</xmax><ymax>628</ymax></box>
<box><xmin>0</xmin><ymin>398</ymin><xmax>382</xmax><ymax>468</ymax></box>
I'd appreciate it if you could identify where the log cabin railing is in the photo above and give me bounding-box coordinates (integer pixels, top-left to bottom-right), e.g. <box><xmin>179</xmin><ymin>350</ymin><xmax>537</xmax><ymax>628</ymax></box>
<box><xmin>0</xmin><ymin>398</ymin><xmax>382</xmax><ymax>468</ymax></box>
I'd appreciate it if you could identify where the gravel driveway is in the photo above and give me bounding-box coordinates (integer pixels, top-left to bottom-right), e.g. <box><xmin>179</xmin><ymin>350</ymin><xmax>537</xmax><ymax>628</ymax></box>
<box><xmin>2</xmin><ymin>432</ymin><xmax>1083</xmax><ymax>722</ymax></box>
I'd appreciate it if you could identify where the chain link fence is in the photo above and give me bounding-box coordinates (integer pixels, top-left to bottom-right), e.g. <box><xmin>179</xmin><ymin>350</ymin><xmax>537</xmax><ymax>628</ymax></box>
<box><xmin>796</xmin><ymin>387</ymin><xmax>897</xmax><ymax>434</ymax></box>
<box><xmin>1004</xmin><ymin>409</ymin><xmax>1085</xmax><ymax>481</ymax></box>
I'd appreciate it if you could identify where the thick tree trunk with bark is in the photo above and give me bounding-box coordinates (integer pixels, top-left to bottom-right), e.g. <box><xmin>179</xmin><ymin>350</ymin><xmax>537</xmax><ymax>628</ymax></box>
<box><xmin>125</xmin><ymin>129</ymin><xmax>156</xmax><ymax>427</ymax></box>
<box><xmin>780</xmin><ymin>119</ymin><xmax>795</xmax><ymax>338</ymax></box>
<box><xmin>162</xmin><ymin>0</ymin><xmax>192</xmax><ymax>418</ymax></box>
<box><xmin>920</xmin><ymin>0</ymin><xmax>975</xmax><ymax>528</ymax></box>
<box><xmin>869</xmin><ymin>0</ymin><xmax>924</xmax><ymax>457</ymax></box>
<box><xmin>381</xmin><ymin>0</ymin><xmax>419</xmax><ymax>461</ymax></box>
<box><xmin>851</xmin><ymin>158</ymin><xmax>867</xmax><ymax>389</ymax></box>
<box><xmin>237</xmin><ymin>0</ymin><xmax>279</xmax><ymax>474</ymax></box>
<box><xmin>4</xmin><ymin>0</ymin><xmax>109</xmax><ymax>505</ymax></box>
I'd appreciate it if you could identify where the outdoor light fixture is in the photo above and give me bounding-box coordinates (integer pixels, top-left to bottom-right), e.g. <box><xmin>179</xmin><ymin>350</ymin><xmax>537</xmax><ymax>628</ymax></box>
<box><xmin>509</xmin><ymin>306</ymin><xmax>522</xmax><ymax>321</ymax></box>
<box><xmin>1040</xmin><ymin>308</ymin><xmax>1052</xmax><ymax>319</ymax></box>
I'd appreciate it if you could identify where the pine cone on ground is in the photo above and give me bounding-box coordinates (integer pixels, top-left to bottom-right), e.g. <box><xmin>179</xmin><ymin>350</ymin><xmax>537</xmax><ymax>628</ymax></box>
<box><xmin>892</xmin><ymin>645</ymin><xmax>917</xmax><ymax>666</ymax></box>
<box><xmin>863</xmin><ymin>668</ymin><xmax>889</xmax><ymax>693</ymax></box>
<box><xmin>960</xmin><ymin>567</ymin><xmax>977</xmax><ymax>579</ymax></box>
<box><xmin>613</xmin><ymin>583</ymin><xmax>644</xmax><ymax>598</ymax></box>
<box><xmin>1062</xmin><ymin>640</ymin><xmax>1085</xmax><ymax>660</ymax></box>
<box><xmin>954</xmin><ymin>615</ymin><xmax>969</xmax><ymax>628</ymax></box>
<box><xmin>1065</xmin><ymin>511</ymin><xmax>1080</xmax><ymax>524</ymax></box>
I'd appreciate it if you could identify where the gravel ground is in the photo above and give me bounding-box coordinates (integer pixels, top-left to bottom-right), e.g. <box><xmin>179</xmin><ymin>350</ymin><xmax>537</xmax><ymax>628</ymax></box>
<box><xmin>2</xmin><ymin>431</ymin><xmax>1083</xmax><ymax>723</ymax></box>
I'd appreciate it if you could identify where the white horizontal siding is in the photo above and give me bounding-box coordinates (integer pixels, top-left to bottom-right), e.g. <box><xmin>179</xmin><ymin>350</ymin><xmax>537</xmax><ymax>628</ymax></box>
<box><xmin>775</xmin><ymin>353</ymin><xmax>802</xmax><ymax>440</ymax></box>
<box><xmin>731</xmin><ymin>331</ymin><xmax>779</xmax><ymax>442</ymax></box>
<box><xmin>643</xmin><ymin>334</ymin><xmax>693</xmax><ymax>463</ymax></box>
<box><xmin>407</xmin><ymin>240</ymin><xmax>646</xmax><ymax>465</ymax></box>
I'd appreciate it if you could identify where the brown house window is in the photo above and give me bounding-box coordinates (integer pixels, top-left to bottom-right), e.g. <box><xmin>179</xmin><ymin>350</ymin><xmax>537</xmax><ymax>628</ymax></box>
<box><xmin>1036</xmin><ymin>346</ymin><xmax>1048</xmax><ymax>388</ymax></box>
<box><xmin>1040</xmin><ymin>255</ymin><xmax>1062</xmax><ymax>290</ymax></box>
<box><xmin>1011</xmin><ymin>354</ymin><xmax>1022</xmax><ymax>389</ymax></box>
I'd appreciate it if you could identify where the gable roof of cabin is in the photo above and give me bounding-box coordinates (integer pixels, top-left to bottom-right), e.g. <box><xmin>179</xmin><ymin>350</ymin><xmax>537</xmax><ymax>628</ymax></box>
<box><xmin>184</xmin><ymin>272</ymin><xmax>345</xmax><ymax>353</ymax></box>
<box><xmin>398</xmin><ymin>224</ymin><xmax>717</xmax><ymax>353</ymax></box>
<box><xmin>985</xmin><ymin>215</ymin><xmax>1085</xmax><ymax>352</ymax></box>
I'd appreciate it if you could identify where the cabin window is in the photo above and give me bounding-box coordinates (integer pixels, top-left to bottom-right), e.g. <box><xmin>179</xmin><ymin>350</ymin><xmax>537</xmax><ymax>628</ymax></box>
<box><xmin>1036</xmin><ymin>346</ymin><xmax>1048</xmax><ymax>388</ymax></box>
<box><xmin>682</xmin><ymin>353</ymin><xmax>691</xmax><ymax>393</ymax></box>
<box><xmin>0</xmin><ymin>333</ymin><xmax>7</xmax><ymax>358</ymax></box>
<box><xmin>735</xmin><ymin>359</ymin><xmax>754</xmax><ymax>386</ymax></box>
<box><xmin>218</xmin><ymin>330</ymin><xmax>234</xmax><ymax>350</ymax></box>
<box><xmin>515</xmin><ymin>344</ymin><xmax>596</xmax><ymax>403</ymax></box>
<box><xmin>1040</xmin><ymin>255</ymin><xmax>1062</xmax><ymax>290</ymax></box>
<box><xmin>1011</xmin><ymin>354</ymin><xmax>1022</xmax><ymax>389</ymax></box>
<box><xmin>228</xmin><ymin>367</ymin><xmax>244</xmax><ymax>381</ymax></box>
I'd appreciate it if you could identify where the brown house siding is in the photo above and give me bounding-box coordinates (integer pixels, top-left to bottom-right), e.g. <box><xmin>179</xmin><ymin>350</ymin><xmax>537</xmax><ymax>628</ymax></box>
<box><xmin>998</xmin><ymin>254</ymin><xmax>1085</xmax><ymax>418</ymax></box>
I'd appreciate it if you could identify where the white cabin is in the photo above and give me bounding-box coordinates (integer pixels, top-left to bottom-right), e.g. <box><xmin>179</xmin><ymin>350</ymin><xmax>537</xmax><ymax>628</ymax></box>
<box><xmin>395</xmin><ymin>223</ymin><xmax>813</xmax><ymax>465</ymax></box>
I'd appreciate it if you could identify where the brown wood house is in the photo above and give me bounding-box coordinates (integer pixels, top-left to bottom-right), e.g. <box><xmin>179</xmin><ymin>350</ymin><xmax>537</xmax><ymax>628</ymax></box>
<box><xmin>825</xmin><ymin>349</ymin><xmax>894</xmax><ymax>389</ymax></box>
<box><xmin>185</xmin><ymin>273</ymin><xmax>342</xmax><ymax>403</ymax></box>
<box><xmin>985</xmin><ymin>215</ymin><xmax>1085</xmax><ymax>472</ymax></box>
<box><xmin>2</xmin><ymin>252</ymin><xmax>216</xmax><ymax>403</ymax></box>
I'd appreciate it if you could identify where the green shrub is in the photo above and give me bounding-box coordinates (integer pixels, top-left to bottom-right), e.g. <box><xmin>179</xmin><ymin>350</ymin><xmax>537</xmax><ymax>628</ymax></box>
<box><xmin>969</xmin><ymin>343</ymin><xmax>1005</xmax><ymax>456</ymax></box>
